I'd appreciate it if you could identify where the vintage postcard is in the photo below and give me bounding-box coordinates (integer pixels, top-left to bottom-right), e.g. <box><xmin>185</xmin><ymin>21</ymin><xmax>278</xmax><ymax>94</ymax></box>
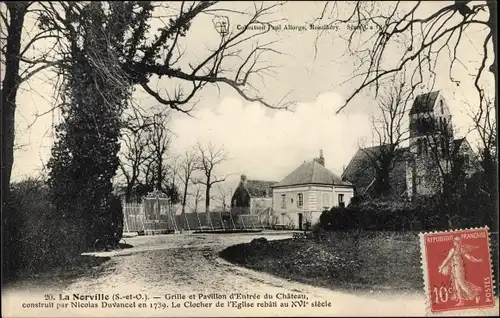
<box><xmin>1</xmin><ymin>1</ymin><xmax>498</xmax><ymax>317</ymax></box>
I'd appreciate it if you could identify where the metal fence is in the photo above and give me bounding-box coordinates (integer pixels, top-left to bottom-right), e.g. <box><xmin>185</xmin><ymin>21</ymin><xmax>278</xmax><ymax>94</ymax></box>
<box><xmin>176</xmin><ymin>211</ymin><xmax>237</xmax><ymax>231</ymax></box>
<box><xmin>124</xmin><ymin>201</ymin><xmax>287</xmax><ymax>234</ymax></box>
<box><xmin>123</xmin><ymin>203</ymin><xmax>145</xmax><ymax>232</ymax></box>
<box><xmin>123</xmin><ymin>201</ymin><xmax>177</xmax><ymax>234</ymax></box>
<box><xmin>239</xmin><ymin>214</ymin><xmax>267</xmax><ymax>230</ymax></box>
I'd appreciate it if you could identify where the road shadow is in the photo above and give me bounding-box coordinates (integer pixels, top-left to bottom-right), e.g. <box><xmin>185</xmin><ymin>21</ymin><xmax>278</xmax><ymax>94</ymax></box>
<box><xmin>119</xmin><ymin>242</ymin><xmax>134</xmax><ymax>249</ymax></box>
<box><xmin>4</xmin><ymin>255</ymin><xmax>112</xmax><ymax>291</ymax></box>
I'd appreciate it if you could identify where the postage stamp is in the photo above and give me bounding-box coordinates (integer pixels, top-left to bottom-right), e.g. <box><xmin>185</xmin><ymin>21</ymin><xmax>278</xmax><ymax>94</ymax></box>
<box><xmin>419</xmin><ymin>227</ymin><xmax>496</xmax><ymax>314</ymax></box>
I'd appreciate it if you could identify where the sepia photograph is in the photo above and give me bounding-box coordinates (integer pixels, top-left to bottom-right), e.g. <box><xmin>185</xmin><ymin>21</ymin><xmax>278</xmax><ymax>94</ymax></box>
<box><xmin>1</xmin><ymin>1</ymin><xmax>498</xmax><ymax>317</ymax></box>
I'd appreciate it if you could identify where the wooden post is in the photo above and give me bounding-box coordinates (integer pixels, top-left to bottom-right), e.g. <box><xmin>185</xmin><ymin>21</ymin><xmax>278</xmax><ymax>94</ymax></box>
<box><xmin>208</xmin><ymin>212</ymin><xmax>214</xmax><ymax>230</ymax></box>
<box><xmin>220</xmin><ymin>211</ymin><xmax>225</xmax><ymax>230</ymax></box>
<box><xmin>229</xmin><ymin>211</ymin><xmax>237</xmax><ymax>230</ymax></box>
<box><xmin>170</xmin><ymin>200</ymin><xmax>178</xmax><ymax>232</ymax></box>
<box><xmin>185</xmin><ymin>213</ymin><xmax>190</xmax><ymax>231</ymax></box>
<box><xmin>196</xmin><ymin>212</ymin><xmax>201</xmax><ymax>230</ymax></box>
<box><xmin>141</xmin><ymin>202</ymin><xmax>145</xmax><ymax>232</ymax></box>
<box><xmin>156</xmin><ymin>195</ymin><xmax>160</xmax><ymax>226</ymax></box>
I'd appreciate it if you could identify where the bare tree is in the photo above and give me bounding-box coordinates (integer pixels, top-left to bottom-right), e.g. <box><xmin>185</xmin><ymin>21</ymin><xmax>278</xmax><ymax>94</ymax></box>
<box><xmin>39</xmin><ymin>1</ymin><xmax>291</xmax><ymax>198</ymax></box>
<box><xmin>165</xmin><ymin>154</ymin><xmax>180</xmax><ymax>196</ymax></box>
<box><xmin>118</xmin><ymin>112</ymin><xmax>155</xmax><ymax>202</ymax></box>
<box><xmin>190</xmin><ymin>185</ymin><xmax>205</xmax><ymax>214</ymax></box>
<box><xmin>413</xmin><ymin>112</ymin><xmax>478</xmax><ymax>226</ymax></box>
<box><xmin>359</xmin><ymin>74</ymin><xmax>412</xmax><ymax>198</ymax></box>
<box><xmin>1</xmin><ymin>1</ymin><xmax>68</xmax><ymax>280</ymax></box>
<box><xmin>37</xmin><ymin>1</ymin><xmax>291</xmax><ymax>113</ymax></box>
<box><xmin>193</xmin><ymin>142</ymin><xmax>230</xmax><ymax>213</ymax></box>
<box><xmin>467</xmin><ymin>94</ymin><xmax>497</xmax><ymax>197</ymax></box>
<box><xmin>177</xmin><ymin>149</ymin><xmax>199</xmax><ymax>217</ymax></box>
<box><xmin>3</xmin><ymin>0</ymin><xmax>290</xmax><ymax>213</ymax></box>
<box><xmin>130</xmin><ymin>1</ymin><xmax>292</xmax><ymax>112</ymax></box>
<box><xmin>214</xmin><ymin>183</ymin><xmax>233</xmax><ymax>212</ymax></box>
<box><xmin>144</xmin><ymin>112</ymin><xmax>173</xmax><ymax>193</ymax></box>
<box><xmin>1</xmin><ymin>1</ymin><xmax>63</xmax><ymax>221</ymax></box>
<box><xmin>313</xmin><ymin>2</ymin><xmax>496</xmax><ymax>119</ymax></box>
<box><xmin>142</xmin><ymin>158</ymin><xmax>155</xmax><ymax>191</ymax></box>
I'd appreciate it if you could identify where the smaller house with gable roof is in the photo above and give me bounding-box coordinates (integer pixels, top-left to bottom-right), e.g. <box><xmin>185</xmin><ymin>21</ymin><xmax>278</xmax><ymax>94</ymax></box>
<box><xmin>231</xmin><ymin>176</ymin><xmax>276</xmax><ymax>227</ymax></box>
<box><xmin>271</xmin><ymin>150</ymin><xmax>354</xmax><ymax>230</ymax></box>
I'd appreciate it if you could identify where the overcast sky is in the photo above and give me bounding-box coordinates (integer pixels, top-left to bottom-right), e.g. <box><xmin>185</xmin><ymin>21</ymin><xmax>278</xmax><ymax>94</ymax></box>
<box><xmin>7</xmin><ymin>1</ymin><xmax>494</xmax><ymax>206</ymax></box>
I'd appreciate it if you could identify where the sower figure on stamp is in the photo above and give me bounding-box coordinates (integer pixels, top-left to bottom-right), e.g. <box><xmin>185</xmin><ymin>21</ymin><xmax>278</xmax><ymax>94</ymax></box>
<box><xmin>438</xmin><ymin>236</ymin><xmax>484</xmax><ymax>306</ymax></box>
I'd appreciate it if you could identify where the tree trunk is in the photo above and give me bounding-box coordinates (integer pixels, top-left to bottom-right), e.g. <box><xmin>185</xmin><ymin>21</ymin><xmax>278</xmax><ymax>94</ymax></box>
<box><xmin>156</xmin><ymin>164</ymin><xmax>162</xmax><ymax>191</ymax></box>
<box><xmin>125</xmin><ymin>183</ymin><xmax>133</xmax><ymax>202</ymax></box>
<box><xmin>182</xmin><ymin>185</ymin><xmax>188</xmax><ymax>213</ymax></box>
<box><xmin>487</xmin><ymin>1</ymin><xmax>497</xmax><ymax>121</ymax></box>
<box><xmin>2</xmin><ymin>2</ymin><xmax>27</xmax><ymax>285</ymax></box>
<box><xmin>486</xmin><ymin>2</ymin><xmax>498</xmax><ymax>230</ymax></box>
<box><xmin>374</xmin><ymin>167</ymin><xmax>391</xmax><ymax>198</ymax></box>
<box><xmin>124</xmin><ymin>171</ymin><xmax>139</xmax><ymax>202</ymax></box>
<box><xmin>205</xmin><ymin>184</ymin><xmax>211</xmax><ymax>213</ymax></box>
<box><xmin>181</xmin><ymin>181</ymin><xmax>189</xmax><ymax>229</ymax></box>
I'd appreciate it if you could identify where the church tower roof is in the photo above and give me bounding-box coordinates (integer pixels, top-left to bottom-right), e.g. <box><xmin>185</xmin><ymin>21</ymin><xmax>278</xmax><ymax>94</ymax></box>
<box><xmin>409</xmin><ymin>91</ymin><xmax>441</xmax><ymax>115</ymax></box>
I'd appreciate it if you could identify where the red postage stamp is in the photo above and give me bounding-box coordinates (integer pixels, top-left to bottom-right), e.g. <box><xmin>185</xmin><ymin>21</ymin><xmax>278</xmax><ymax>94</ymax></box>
<box><xmin>419</xmin><ymin>227</ymin><xmax>496</xmax><ymax>313</ymax></box>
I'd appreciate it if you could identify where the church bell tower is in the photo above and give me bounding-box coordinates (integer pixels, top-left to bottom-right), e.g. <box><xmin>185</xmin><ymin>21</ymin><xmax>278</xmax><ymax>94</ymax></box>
<box><xmin>407</xmin><ymin>91</ymin><xmax>454</xmax><ymax>199</ymax></box>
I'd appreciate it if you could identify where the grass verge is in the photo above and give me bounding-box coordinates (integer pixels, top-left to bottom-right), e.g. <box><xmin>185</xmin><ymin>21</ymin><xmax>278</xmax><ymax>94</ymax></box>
<box><xmin>220</xmin><ymin>231</ymin><xmax>424</xmax><ymax>292</ymax></box>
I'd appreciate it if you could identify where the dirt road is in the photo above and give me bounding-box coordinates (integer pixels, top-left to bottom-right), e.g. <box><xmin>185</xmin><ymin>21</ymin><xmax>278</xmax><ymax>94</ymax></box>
<box><xmin>2</xmin><ymin>232</ymin><xmax>497</xmax><ymax>317</ymax></box>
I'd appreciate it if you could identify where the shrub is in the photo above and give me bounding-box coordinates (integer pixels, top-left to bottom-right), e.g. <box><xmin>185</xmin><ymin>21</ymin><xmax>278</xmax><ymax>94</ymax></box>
<box><xmin>348</xmin><ymin>195</ymin><xmax>364</xmax><ymax>207</ymax></box>
<box><xmin>318</xmin><ymin>198</ymin><xmax>452</xmax><ymax>231</ymax></box>
<box><xmin>319</xmin><ymin>191</ymin><xmax>496</xmax><ymax>233</ymax></box>
<box><xmin>8</xmin><ymin>178</ymin><xmax>86</xmax><ymax>276</ymax></box>
<box><xmin>7</xmin><ymin>178</ymin><xmax>124</xmax><ymax>276</ymax></box>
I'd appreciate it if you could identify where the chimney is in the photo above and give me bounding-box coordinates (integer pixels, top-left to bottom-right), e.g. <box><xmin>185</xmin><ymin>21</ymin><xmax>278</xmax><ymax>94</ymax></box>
<box><xmin>316</xmin><ymin>149</ymin><xmax>325</xmax><ymax>166</ymax></box>
<box><xmin>240</xmin><ymin>174</ymin><xmax>247</xmax><ymax>186</ymax></box>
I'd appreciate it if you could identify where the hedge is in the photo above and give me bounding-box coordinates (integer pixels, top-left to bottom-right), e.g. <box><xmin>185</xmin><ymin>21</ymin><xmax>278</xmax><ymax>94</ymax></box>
<box><xmin>318</xmin><ymin>195</ymin><xmax>496</xmax><ymax>232</ymax></box>
<box><xmin>6</xmin><ymin>178</ymin><xmax>123</xmax><ymax>279</ymax></box>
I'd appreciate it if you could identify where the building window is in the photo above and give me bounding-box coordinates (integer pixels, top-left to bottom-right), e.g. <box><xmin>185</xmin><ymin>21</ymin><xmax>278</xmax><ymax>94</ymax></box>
<box><xmin>440</xmin><ymin>100</ymin><xmax>444</xmax><ymax>114</ymax></box>
<box><xmin>297</xmin><ymin>193</ymin><xmax>303</xmax><ymax>208</ymax></box>
<box><xmin>281</xmin><ymin>194</ymin><xmax>286</xmax><ymax>209</ymax></box>
<box><xmin>322</xmin><ymin>193</ymin><xmax>329</xmax><ymax>208</ymax></box>
<box><xmin>338</xmin><ymin>194</ymin><xmax>344</xmax><ymax>205</ymax></box>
